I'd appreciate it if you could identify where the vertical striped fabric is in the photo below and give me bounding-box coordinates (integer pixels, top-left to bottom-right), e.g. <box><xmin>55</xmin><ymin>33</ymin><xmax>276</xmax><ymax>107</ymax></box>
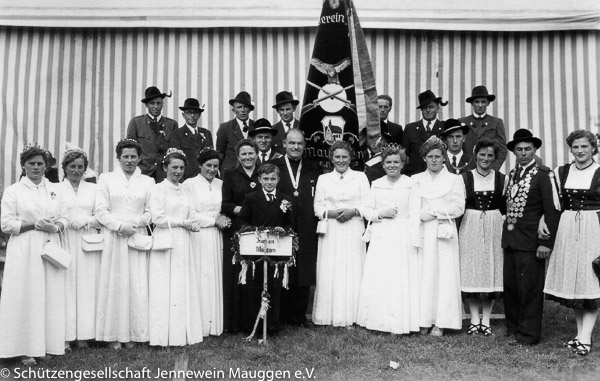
<box><xmin>1</xmin><ymin>26</ymin><xmax>599</xmax><ymax>187</ymax></box>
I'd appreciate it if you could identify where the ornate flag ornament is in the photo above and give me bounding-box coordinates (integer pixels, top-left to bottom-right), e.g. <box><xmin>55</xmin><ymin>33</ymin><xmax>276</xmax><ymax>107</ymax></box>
<box><xmin>299</xmin><ymin>0</ymin><xmax>379</xmax><ymax>169</ymax></box>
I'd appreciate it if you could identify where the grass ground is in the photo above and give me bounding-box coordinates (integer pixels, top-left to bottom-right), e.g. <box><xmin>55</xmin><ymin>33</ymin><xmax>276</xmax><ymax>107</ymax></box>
<box><xmin>0</xmin><ymin>301</ymin><xmax>598</xmax><ymax>381</ymax></box>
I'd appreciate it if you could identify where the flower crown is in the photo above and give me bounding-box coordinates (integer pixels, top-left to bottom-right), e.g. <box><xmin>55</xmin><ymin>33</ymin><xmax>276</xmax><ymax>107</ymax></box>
<box><xmin>23</xmin><ymin>142</ymin><xmax>43</xmax><ymax>153</ymax></box>
<box><xmin>62</xmin><ymin>148</ymin><xmax>88</xmax><ymax>164</ymax></box>
<box><xmin>164</xmin><ymin>148</ymin><xmax>186</xmax><ymax>158</ymax></box>
<box><xmin>118</xmin><ymin>138</ymin><xmax>139</xmax><ymax>145</ymax></box>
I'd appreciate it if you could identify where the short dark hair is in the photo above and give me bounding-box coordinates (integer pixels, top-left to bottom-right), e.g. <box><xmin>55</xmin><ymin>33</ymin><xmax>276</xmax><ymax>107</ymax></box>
<box><xmin>235</xmin><ymin>138</ymin><xmax>259</xmax><ymax>156</ymax></box>
<box><xmin>116</xmin><ymin>139</ymin><xmax>142</xmax><ymax>158</ymax></box>
<box><xmin>329</xmin><ymin>140</ymin><xmax>354</xmax><ymax>161</ymax></box>
<box><xmin>20</xmin><ymin>144</ymin><xmax>49</xmax><ymax>167</ymax></box>
<box><xmin>377</xmin><ymin>94</ymin><xmax>393</xmax><ymax>108</ymax></box>
<box><xmin>566</xmin><ymin>129</ymin><xmax>598</xmax><ymax>155</ymax></box>
<box><xmin>258</xmin><ymin>162</ymin><xmax>279</xmax><ymax>177</ymax></box>
<box><xmin>197</xmin><ymin>149</ymin><xmax>222</xmax><ymax>166</ymax></box>
<box><xmin>420</xmin><ymin>137</ymin><xmax>447</xmax><ymax>158</ymax></box>
<box><xmin>474</xmin><ymin>139</ymin><xmax>499</xmax><ymax>158</ymax></box>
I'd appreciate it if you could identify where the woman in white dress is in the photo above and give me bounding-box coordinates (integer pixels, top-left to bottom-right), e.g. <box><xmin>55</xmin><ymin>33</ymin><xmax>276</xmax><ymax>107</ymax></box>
<box><xmin>413</xmin><ymin>136</ymin><xmax>465</xmax><ymax>336</ymax></box>
<box><xmin>357</xmin><ymin>144</ymin><xmax>421</xmax><ymax>334</ymax></box>
<box><xmin>544</xmin><ymin>130</ymin><xmax>600</xmax><ymax>356</ymax></box>
<box><xmin>148</xmin><ymin>148</ymin><xmax>203</xmax><ymax>346</ymax></box>
<box><xmin>312</xmin><ymin>141</ymin><xmax>370</xmax><ymax>327</ymax></box>
<box><xmin>61</xmin><ymin>149</ymin><xmax>101</xmax><ymax>349</ymax></box>
<box><xmin>0</xmin><ymin>144</ymin><xmax>68</xmax><ymax>365</ymax></box>
<box><xmin>95</xmin><ymin>139</ymin><xmax>155</xmax><ymax>349</ymax></box>
<box><xmin>184</xmin><ymin>149</ymin><xmax>231</xmax><ymax>336</ymax></box>
<box><xmin>458</xmin><ymin>139</ymin><xmax>505</xmax><ymax>336</ymax></box>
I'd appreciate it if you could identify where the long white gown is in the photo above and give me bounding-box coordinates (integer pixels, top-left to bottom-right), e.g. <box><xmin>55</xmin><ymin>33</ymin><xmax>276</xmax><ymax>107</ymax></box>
<box><xmin>357</xmin><ymin>175</ymin><xmax>422</xmax><ymax>334</ymax></box>
<box><xmin>413</xmin><ymin>168</ymin><xmax>465</xmax><ymax>330</ymax></box>
<box><xmin>95</xmin><ymin>167</ymin><xmax>154</xmax><ymax>343</ymax></box>
<box><xmin>312</xmin><ymin>169</ymin><xmax>370</xmax><ymax>327</ymax></box>
<box><xmin>148</xmin><ymin>180</ymin><xmax>203</xmax><ymax>346</ymax></box>
<box><xmin>62</xmin><ymin>180</ymin><xmax>101</xmax><ymax>341</ymax></box>
<box><xmin>0</xmin><ymin>177</ymin><xmax>68</xmax><ymax>357</ymax></box>
<box><xmin>184</xmin><ymin>175</ymin><xmax>224</xmax><ymax>336</ymax></box>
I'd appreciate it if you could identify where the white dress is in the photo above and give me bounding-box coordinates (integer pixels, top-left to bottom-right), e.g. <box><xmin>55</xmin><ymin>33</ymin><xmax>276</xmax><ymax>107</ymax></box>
<box><xmin>184</xmin><ymin>175</ymin><xmax>224</xmax><ymax>336</ymax></box>
<box><xmin>95</xmin><ymin>167</ymin><xmax>155</xmax><ymax>343</ymax></box>
<box><xmin>148</xmin><ymin>180</ymin><xmax>203</xmax><ymax>346</ymax></box>
<box><xmin>357</xmin><ymin>175</ymin><xmax>422</xmax><ymax>334</ymax></box>
<box><xmin>413</xmin><ymin>168</ymin><xmax>465</xmax><ymax>330</ymax></box>
<box><xmin>312</xmin><ymin>169</ymin><xmax>370</xmax><ymax>327</ymax></box>
<box><xmin>62</xmin><ymin>180</ymin><xmax>101</xmax><ymax>341</ymax></box>
<box><xmin>0</xmin><ymin>177</ymin><xmax>68</xmax><ymax>357</ymax></box>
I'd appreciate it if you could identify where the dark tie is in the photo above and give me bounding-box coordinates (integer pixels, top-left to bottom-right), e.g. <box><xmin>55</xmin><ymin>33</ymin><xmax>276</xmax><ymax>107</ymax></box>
<box><xmin>426</xmin><ymin>121</ymin><xmax>432</xmax><ymax>133</ymax></box>
<box><xmin>285</xmin><ymin>121</ymin><xmax>291</xmax><ymax>131</ymax></box>
<box><xmin>268</xmin><ymin>193</ymin><xmax>274</xmax><ymax>203</ymax></box>
<box><xmin>261</xmin><ymin>153</ymin><xmax>267</xmax><ymax>163</ymax></box>
<box><xmin>452</xmin><ymin>155</ymin><xmax>457</xmax><ymax>168</ymax></box>
<box><xmin>515</xmin><ymin>168</ymin><xmax>523</xmax><ymax>182</ymax></box>
<box><xmin>243</xmin><ymin>121</ymin><xmax>248</xmax><ymax>133</ymax></box>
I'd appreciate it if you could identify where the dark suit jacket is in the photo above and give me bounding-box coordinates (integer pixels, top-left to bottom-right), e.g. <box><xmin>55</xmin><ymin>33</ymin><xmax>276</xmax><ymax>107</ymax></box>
<box><xmin>363</xmin><ymin>153</ymin><xmax>386</xmax><ymax>184</ymax></box>
<box><xmin>126</xmin><ymin>114</ymin><xmax>178</xmax><ymax>180</ymax></box>
<box><xmin>216</xmin><ymin>118</ymin><xmax>255</xmax><ymax>171</ymax></box>
<box><xmin>221</xmin><ymin>166</ymin><xmax>259</xmax><ymax>231</ymax></box>
<box><xmin>458</xmin><ymin>114</ymin><xmax>507</xmax><ymax>171</ymax></box>
<box><xmin>169</xmin><ymin>125</ymin><xmax>214</xmax><ymax>180</ymax></box>
<box><xmin>257</xmin><ymin>151</ymin><xmax>283</xmax><ymax>167</ymax></box>
<box><xmin>402</xmin><ymin>119</ymin><xmax>443</xmax><ymax>176</ymax></box>
<box><xmin>381</xmin><ymin>120</ymin><xmax>403</xmax><ymax>146</ymax></box>
<box><xmin>272</xmin><ymin>156</ymin><xmax>321</xmax><ymax>286</ymax></box>
<box><xmin>501</xmin><ymin>165</ymin><xmax>561</xmax><ymax>251</ymax></box>
<box><xmin>272</xmin><ymin>119</ymin><xmax>299</xmax><ymax>154</ymax></box>
<box><xmin>239</xmin><ymin>189</ymin><xmax>294</xmax><ymax>229</ymax></box>
<box><xmin>444</xmin><ymin>152</ymin><xmax>475</xmax><ymax>175</ymax></box>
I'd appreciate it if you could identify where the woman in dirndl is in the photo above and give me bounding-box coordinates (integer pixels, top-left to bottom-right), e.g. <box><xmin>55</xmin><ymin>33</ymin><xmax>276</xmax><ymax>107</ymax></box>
<box><xmin>312</xmin><ymin>141</ymin><xmax>370</xmax><ymax>328</ymax></box>
<box><xmin>61</xmin><ymin>149</ymin><xmax>101</xmax><ymax>349</ymax></box>
<box><xmin>0</xmin><ymin>144</ymin><xmax>68</xmax><ymax>365</ymax></box>
<box><xmin>458</xmin><ymin>139</ymin><xmax>505</xmax><ymax>336</ymax></box>
<box><xmin>544</xmin><ymin>129</ymin><xmax>600</xmax><ymax>356</ymax></box>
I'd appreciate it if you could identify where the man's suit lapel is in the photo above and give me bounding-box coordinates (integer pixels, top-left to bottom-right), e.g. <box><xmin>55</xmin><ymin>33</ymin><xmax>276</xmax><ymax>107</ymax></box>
<box><xmin>432</xmin><ymin>120</ymin><xmax>443</xmax><ymax>136</ymax></box>
<box><xmin>231</xmin><ymin>119</ymin><xmax>245</xmax><ymax>141</ymax></box>
<box><xmin>182</xmin><ymin>128</ymin><xmax>200</xmax><ymax>148</ymax></box>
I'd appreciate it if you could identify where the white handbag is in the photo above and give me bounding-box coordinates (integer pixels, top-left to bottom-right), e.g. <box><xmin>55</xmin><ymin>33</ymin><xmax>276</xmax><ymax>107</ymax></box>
<box><xmin>316</xmin><ymin>210</ymin><xmax>328</xmax><ymax>235</ymax></box>
<box><xmin>41</xmin><ymin>233</ymin><xmax>71</xmax><ymax>269</ymax></box>
<box><xmin>437</xmin><ymin>209</ymin><xmax>455</xmax><ymax>240</ymax></box>
<box><xmin>127</xmin><ymin>216</ymin><xmax>153</xmax><ymax>251</ymax></box>
<box><xmin>81</xmin><ymin>230</ymin><xmax>104</xmax><ymax>252</ymax></box>
<box><xmin>152</xmin><ymin>219</ymin><xmax>174</xmax><ymax>251</ymax></box>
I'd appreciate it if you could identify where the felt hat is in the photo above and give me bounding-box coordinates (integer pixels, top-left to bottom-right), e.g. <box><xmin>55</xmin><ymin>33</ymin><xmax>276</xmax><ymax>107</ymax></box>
<box><xmin>272</xmin><ymin>91</ymin><xmax>299</xmax><ymax>109</ymax></box>
<box><xmin>141</xmin><ymin>86</ymin><xmax>171</xmax><ymax>103</ymax></box>
<box><xmin>416</xmin><ymin>90</ymin><xmax>448</xmax><ymax>109</ymax></box>
<box><xmin>178</xmin><ymin>98</ymin><xmax>204</xmax><ymax>112</ymax></box>
<box><xmin>248</xmin><ymin>118</ymin><xmax>276</xmax><ymax>137</ymax></box>
<box><xmin>466</xmin><ymin>85</ymin><xmax>496</xmax><ymax>103</ymax></box>
<box><xmin>506</xmin><ymin>129</ymin><xmax>542</xmax><ymax>151</ymax></box>
<box><xmin>439</xmin><ymin>119</ymin><xmax>469</xmax><ymax>138</ymax></box>
<box><xmin>229</xmin><ymin>91</ymin><xmax>255</xmax><ymax>111</ymax></box>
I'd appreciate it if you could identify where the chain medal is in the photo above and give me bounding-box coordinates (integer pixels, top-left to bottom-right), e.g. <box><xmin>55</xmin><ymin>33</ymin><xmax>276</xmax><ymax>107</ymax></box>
<box><xmin>506</xmin><ymin>166</ymin><xmax>538</xmax><ymax>231</ymax></box>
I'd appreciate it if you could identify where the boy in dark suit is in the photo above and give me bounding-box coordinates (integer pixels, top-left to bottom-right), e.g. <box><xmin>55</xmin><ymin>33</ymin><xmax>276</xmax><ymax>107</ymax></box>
<box><xmin>238</xmin><ymin>163</ymin><xmax>294</xmax><ymax>334</ymax></box>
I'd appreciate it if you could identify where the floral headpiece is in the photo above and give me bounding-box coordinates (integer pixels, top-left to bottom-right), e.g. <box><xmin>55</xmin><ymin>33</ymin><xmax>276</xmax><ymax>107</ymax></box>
<box><xmin>23</xmin><ymin>142</ymin><xmax>43</xmax><ymax>153</ymax></box>
<box><xmin>164</xmin><ymin>147</ymin><xmax>186</xmax><ymax>158</ymax></box>
<box><xmin>62</xmin><ymin>148</ymin><xmax>88</xmax><ymax>165</ymax></box>
<box><xmin>425</xmin><ymin>135</ymin><xmax>443</xmax><ymax>145</ymax></box>
<box><xmin>118</xmin><ymin>138</ymin><xmax>139</xmax><ymax>145</ymax></box>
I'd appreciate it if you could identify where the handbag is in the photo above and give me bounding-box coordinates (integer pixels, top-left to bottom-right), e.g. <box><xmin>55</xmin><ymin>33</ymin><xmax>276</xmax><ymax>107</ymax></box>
<box><xmin>361</xmin><ymin>218</ymin><xmax>374</xmax><ymax>242</ymax></box>
<box><xmin>316</xmin><ymin>210</ymin><xmax>328</xmax><ymax>235</ymax></box>
<box><xmin>127</xmin><ymin>216</ymin><xmax>153</xmax><ymax>251</ymax></box>
<box><xmin>152</xmin><ymin>219</ymin><xmax>174</xmax><ymax>251</ymax></box>
<box><xmin>592</xmin><ymin>256</ymin><xmax>600</xmax><ymax>286</ymax></box>
<box><xmin>41</xmin><ymin>233</ymin><xmax>71</xmax><ymax>269</ymax></box>
<box><xmin>81</xmin><ymin>229</ymin><xmax>104</xmax><ymax>252</ymax></box>
<box><xmin>436</xmin><ymin>209</ymin><xmax>455</xmax><ymax>240</ymax></box>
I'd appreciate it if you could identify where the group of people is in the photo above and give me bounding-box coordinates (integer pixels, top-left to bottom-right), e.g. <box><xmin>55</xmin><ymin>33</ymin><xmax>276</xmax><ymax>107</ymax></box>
<box><xmin>0</xmin><ymin>84</ymin><xmax>599</xmax><ymax>367</ymax></box>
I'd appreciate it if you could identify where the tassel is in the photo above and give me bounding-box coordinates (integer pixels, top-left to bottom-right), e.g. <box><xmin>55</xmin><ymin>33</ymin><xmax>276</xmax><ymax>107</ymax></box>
<box><xmin>274</xmin><ymin>264</ymin><xmax>280</xmax><ymax>280</ymax></box>
<box><xmin>238</xmin><ymin>262</ymin><xmax>248</xmax><ymax>285</ymax></box>
<box><xmin>252</xmin><ymin>262</ymin><xmax>256</xmax><ymax>279</ymax></box>
<box><xmin>549</xmin><ymin>171</ymin><xmax>562</xmax><ymax>211</ymax></box>
<box><xmin>282</xmin><ymin>264</ymin><xmax>289</xmax><ymax>289</ymax></box>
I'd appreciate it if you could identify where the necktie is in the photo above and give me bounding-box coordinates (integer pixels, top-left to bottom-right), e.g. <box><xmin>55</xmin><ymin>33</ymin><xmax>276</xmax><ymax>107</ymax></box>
<box><xmin>515</xmin><ymin>167</ymin><xmax>523</xmax><ymax>182</ymax></box>
<box><xmin>261</xmin><ymin>153</ymin><xmax>267</xmax><ymax>163</ymax></box>
<box><xmin>426</xmin><ymin>121</ymin><xmax>432</xmax><ymax>133</ymax></box>
<box><xmin>452</xmin><ymin>155</ymin><xmax>457</xmax><ymax>168</ymax></box>
<box><xmin>285</xmin><ymin>121</ymin><xmax>291</xmax><ymax>131</ymax></box>
<box><xmin>243</xmin><ymin>121</ymin><xmax>248</xmax><ymax>133</ymax></box>
<box><xmin>268</xmin><ymin>193</ymin><xmax>274</xmax><ymax>203</ymax></box>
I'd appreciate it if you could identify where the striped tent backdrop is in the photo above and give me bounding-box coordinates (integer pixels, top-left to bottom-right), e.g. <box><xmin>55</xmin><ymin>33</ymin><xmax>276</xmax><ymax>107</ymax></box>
<box><xmin>1</xmin><ymin>26</ymin><xmax>599</xmax><ymax>187</ymax></box>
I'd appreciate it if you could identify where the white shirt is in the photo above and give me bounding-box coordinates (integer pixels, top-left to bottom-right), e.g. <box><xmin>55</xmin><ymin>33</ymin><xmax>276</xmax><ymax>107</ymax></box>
<box><xmin>236</xmin><ymin>118</ymin><xmax>249</xmax><ymax>138</ymax></box>
<box><xmin>473</xmin><ymin>113</ymin><xmax>487</xmax><ymax>119</ymax></box>
<box><xmin>186</xmin><ymin>124</ymin><xmax>197</xmax><ymax>134</ymax></box>
<box><xmin>263</xmin><ymin>189</ymin><xmax>276</xmax><ymax>201</ymax></box>
<box><xmin>259</xmin><ymin>149</ymin><xmax>272</xmax><ymax>163</ymax></box>
<box><xmin>448</xmin><ymin>151</ymin><xmax>464</xmax><ymax>166</ymax></box>
<box><xmin>280</xmin><ymin>118</ymin><xmax>296</xmax><ymax>133</ymax></box>
<box><xmin>147</xmin><ymin>113</ymin><xmax>162</xmax><ymax>122</ymax></box>
<box><xmin>422</xmin><ymin>119</ymin><xmax>438</xmax><ymax>129</ymax></box>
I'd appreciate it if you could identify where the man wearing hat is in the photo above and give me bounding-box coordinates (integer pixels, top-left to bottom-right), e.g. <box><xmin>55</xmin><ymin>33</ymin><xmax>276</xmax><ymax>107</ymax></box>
<box><xmin>169</xmin><ymin>98</ymin><xmax>214</xmax><ymax>180</ymax></box>
<box><xmin>126</xmin><ymin>86</ymin><xmax>178</xmax><ymax>181</ymax></box>
<box><xmin>402</xmin><ymin>90</ymin><xmax>447</xmax><ymax>176</ymax></box>
<box><xmin>216</xmin><ymin>91</ymin><xmax>256</xmax><ymax>171</ymax></box>
<box><xmin>459</xmin><ymin>86</ymin><xmax>507</xmax><ymax>171</ymax></box>
<box><xmin>249</xmin><ymin>118</ymin><xmax>283</xmax><ymax>166</ymax></box>
<box><xmin>501</xmin><ymin>129</ymin><xmax>560</xmax><ymax>345</ymax></box>
<box><xmin>272</xmin><ymin>91</ymin><xmax>300</xmax><ymax>155</ymax></box>
<box><xmin>440</xmin><ymin>119</ymin><xmax>474</xmax><ymax>175</ymax></box>
<box><xmin>378</xmin><ymin>94</ymin><xmax>403</xmax><ymax>146</ymax></box>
